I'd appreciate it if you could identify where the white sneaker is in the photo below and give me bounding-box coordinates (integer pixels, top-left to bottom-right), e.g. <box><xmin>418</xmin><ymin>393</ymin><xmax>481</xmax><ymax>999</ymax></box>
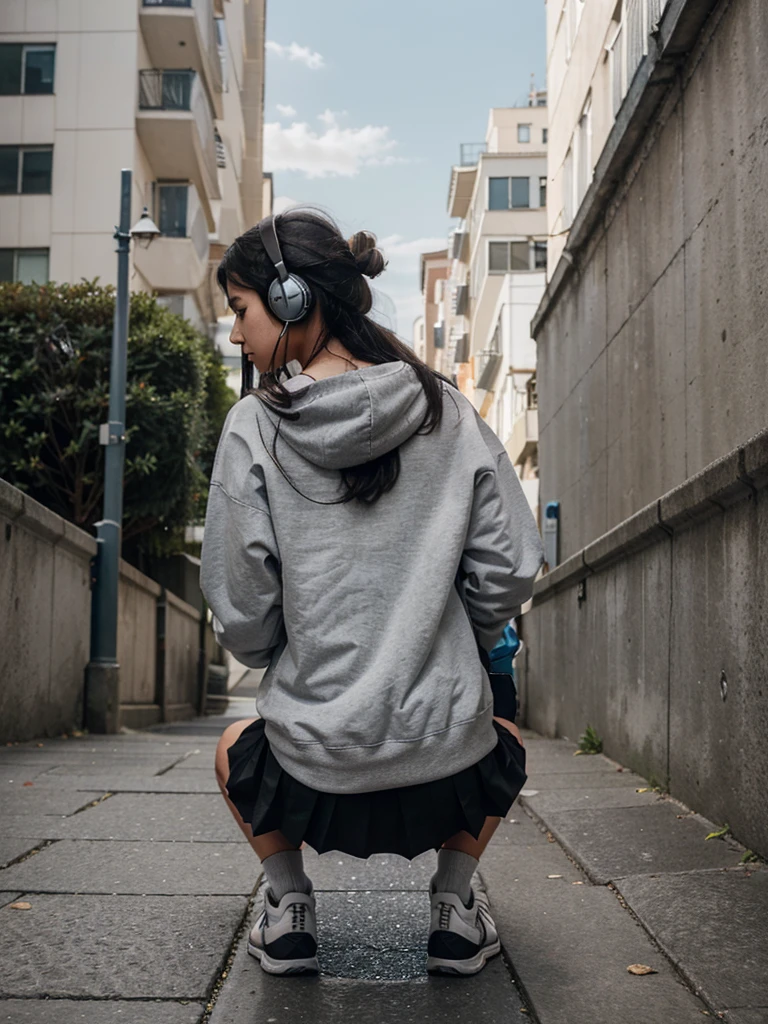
<box><xmin>247</xmin><ymin>883</ymin><xmax>319</xmax><ymax>975</ymax></box>
<box><xmin>426</xmin><ymin>882</ymin><xmax>501</xmax><ymax>976</ymax></box>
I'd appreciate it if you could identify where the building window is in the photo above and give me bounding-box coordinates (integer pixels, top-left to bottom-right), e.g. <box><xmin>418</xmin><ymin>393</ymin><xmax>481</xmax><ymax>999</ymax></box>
<box><xmin>563</xmin><ymin>146</ymin><xmax>574</xmax><ymax>228</ymax></box>
<box><xmin>488</xmin><ymin>240</ymin><xmax>541</xmax><ymax>273</ymax></box>
<box><xmin>488</xmin><ymin>177</ymin><xmax>509</xmax><ymax>211</ymax></box>
<box><xmin>539</xmin><ymin>176</ymin><xmax>547</xmax><ymax>208</ymax></box>
<box><xmin>542</xmin><ymin>127</ymin><xmax>548</xmax><ymax>144</ymax></box>
<box><xmin>533</xmin><ymin>241</ymin><xmax>548</xmax><ymax>269</ymax></box>
<box><xmin>576</xmin><ymin>95</ymin><xmax>592</xmax><ymax>208</ymax></box>
<box><xmin>526</xmin><ymin>375</ymin><xmax>538</xmax><ymax>410</ymax></box>
<box><xmin>489</xmin><ymin>176</ymin><xmax>530</xmax><ymax>210</ymax></box>
<box><xmin>565</xmin><ymin>0</ymin><xmax>585</xmax><ymax>58</ymax></box>
<box><xmin>517</xmin><ymin>123</ymin><xmax>531</xmax><ymax>144</ymax></box>
<box><xmin>0</xmin><ymin>146</ymin><xmax>54</xmax><ymax>194</ymax></box>
<box><xmin>0</xmin><ymin>44</ymin><xmax>56</xmax><ymax>95</ymax></box>
<box><xmin>0</xmin><ymin>248</ymin><xmax>50</xmax><ymax>284</ymax></box>
<box><xmin>511</xmin><ymin>177</ymin><xmax>530</xmax><ymax>208</ymax></box>
<box><xmin>155</xmin><ymin>183</ymin><xmax>188</xmax><ymax>237</ymax></box>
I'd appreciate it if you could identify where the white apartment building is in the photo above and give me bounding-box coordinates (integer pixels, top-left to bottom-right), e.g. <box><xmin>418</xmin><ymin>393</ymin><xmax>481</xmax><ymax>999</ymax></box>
<box><xmin>0</xmin><ymin>0</ymin><xmax>266</xmax><ymax>342</ymax></box>
<box><xmin>546</xmin><ymin>0</ymin><xmax>671</xmax><ymax>272</ymax></box>
<box><xmin>441</xmin><ymin>95</ymin><xmax>548</xmax><ymax>517</ymax></box>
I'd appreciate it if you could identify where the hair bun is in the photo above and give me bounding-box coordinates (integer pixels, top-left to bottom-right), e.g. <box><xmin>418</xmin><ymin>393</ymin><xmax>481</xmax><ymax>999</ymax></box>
<box><xmin>347</xmin><ymin>230</ymin><xmax>386</xmax><ymax>279</ymax></box>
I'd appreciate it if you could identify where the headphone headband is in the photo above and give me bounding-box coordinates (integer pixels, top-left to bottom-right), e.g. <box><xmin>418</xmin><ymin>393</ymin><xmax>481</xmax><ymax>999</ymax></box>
<box><xmin>258</xmin><ymin>216</ymin><xmax>289</xmax><ymax>284</ymax></box>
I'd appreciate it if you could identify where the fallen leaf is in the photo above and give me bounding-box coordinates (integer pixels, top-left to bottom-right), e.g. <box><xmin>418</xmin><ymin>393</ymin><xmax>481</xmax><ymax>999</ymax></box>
<box><xmin>71</xmin><ymin>730</ymin><xmax>83</xmax><ymax>737</ymax></box>
<box><xmin>22</xmin><ymin>781</ymin><xmax>34</xmax><ymax>787</ymax></box>
<box><xmin>546</xmin><ymin>832</ymin><xmax>556</xmax><ymax>843</ymax></box>
<box><xmin>636</xmin><ymin>787</ymin><xmax>650</xmax><ymax>793</ymax></box>
<box><xmin>547</xmin><ymin>874</ymin><xmax>563</xmax><ymax>879</ymax></box>
<box><xmin>627</xmin><ymin>964</ymin><xmax>657</xmax><ymax>975</ymax></box>
<box><xmin>705</xmin><ymin>824</ymin><xmax>729</xmax><ymax>841</ymax></box>
<box><xmin>572</xmin><ymin>880</ymin><xmax>584</xmax><ymax>885</ymax></box>
<box><xmin>10</xmin><ymin>902</ymin><xmax>32</xmax><ymax>910</ymax></box>
<box><xmin>36</xmin><ymin>743</ymin><xmax>44</xmax><ymax>748</ymax></box>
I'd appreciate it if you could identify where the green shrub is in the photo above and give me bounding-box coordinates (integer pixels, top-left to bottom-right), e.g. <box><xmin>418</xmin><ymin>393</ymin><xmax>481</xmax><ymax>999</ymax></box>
<box><xmin>0</xmin><ymin>279</ymin><xmax>234</xmax><ymax>559</ymax></box>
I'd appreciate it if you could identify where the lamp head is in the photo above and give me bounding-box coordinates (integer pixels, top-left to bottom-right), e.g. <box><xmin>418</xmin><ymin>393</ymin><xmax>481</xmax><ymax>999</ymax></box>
<box><xmin>130</xmin><ymin>207</ymin><xmax>161</xmax><ymax>248</ymax></box>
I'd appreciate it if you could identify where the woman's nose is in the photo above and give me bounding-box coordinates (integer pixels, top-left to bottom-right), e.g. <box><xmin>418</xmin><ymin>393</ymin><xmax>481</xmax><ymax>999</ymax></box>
<box><xmin>229</xmin><ymin>321</ymin><xmax>243</xmax><ymax>345</ymax></box>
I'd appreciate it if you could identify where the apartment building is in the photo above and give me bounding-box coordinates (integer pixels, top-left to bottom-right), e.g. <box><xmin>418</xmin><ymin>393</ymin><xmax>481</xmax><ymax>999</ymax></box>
<box><xmin>418</xmin><ymin>248</ymin><xmax>450</xmax><ymax>373</ymax></box>
<box><xmin>437</xmin><ymin>95</ymin><xmax>548</xmax><ymax>515</ymax></box>
<box><xmin>520</xmin><ymin>0</ymin><xmax>768</xmax><ymax>861</ymax></box>
<box><xmin>0</xmin><ymin>0</ymin><xmax>266</xmax><ymax>337</ymax></box>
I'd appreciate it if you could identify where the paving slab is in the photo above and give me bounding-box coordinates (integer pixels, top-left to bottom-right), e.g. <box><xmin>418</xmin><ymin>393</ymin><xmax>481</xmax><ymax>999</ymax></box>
<box><xmin>522</xmin><ymin>770</ymin><xmax>645</xmax><ymax>790</ymax></box>
<box><xmin>537</xmin><ymin>802</ymin><xmax>745</xmax><ymax>883</ymax></box>
<box><xmin>38</xmin><ymin>758</ymin><xmax>192</xmax><ymax>776</ymax></box>
<box><xmin>0</xmin><ymin>894</ymin><xmax>246</xmax><ymax>998</ymax></box>
<box><xmin>0</xmin><ymin>999</ymin><xmax>205</xmax><ymax>1023</ymax></box>
<box><xmin>521</xmin><ymin>786</ymin><xmax>663</xmax><ymax>814</ymax></box>
<box><xmin>487</xmin><ymin>808</ymin><xmax>554</xmax><ymax>848</ymax></box>
<box><xmin>208</xmin><ymin>899</ymin><xmax>526</xmax><ymax>1023</ymax></box>
<box><xmin>0</xmin><ymin>765</ymin><xmax>52</xmax><ymax>783</ymax></box>
<box><xmin>480</xmin><ymin>829</ymin><xmax>709</xmax><ymax>1023</ymax></box>
<box><xmin>720</xmin><ymin>1011</ymin><xmax>768</xmax><ymax>1024</ymax></box>
<box><xmin>615</xmin><ymin>869</ymin><xmax>768</xmax><ymax>1015</ymax></box>
<box><xmin>0</xmin><ymin>894</ymin><xmax>23</xmax><ymax>908</ymax></box>
<box><xmin>303</xmin><ymin>848</ymin><xmax>438</xmax><ymax>891</ymax></box>
<box><xmin>0</xmin><ymin>788</ymin><xmax>105</xmax><ymax>816</ymax></box>
<box><xmin>25</xmin><ymin>773</ymin><xmax>221</xmax><ymax>793</ymax></box>
<box><xmin>0</xmin><ymin>840</ymin><xmax>261</xmax><ymax>895</ymax></box>
<box><xmin>0</xmin><ymin>837</ymin><xmax>44</xmax><ymax>867</ymax></box>
<box><xmin>36</xmin><ymin>793</ymin><xmax>244</xmax><ymax>842</ymax></box>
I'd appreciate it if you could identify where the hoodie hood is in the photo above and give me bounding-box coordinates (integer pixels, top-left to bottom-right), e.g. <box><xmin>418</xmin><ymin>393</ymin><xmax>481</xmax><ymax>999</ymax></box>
<box><xmin>262</xmin><ymin>361</ymin><xmax>430</xmax><ymax>470</ymax></box>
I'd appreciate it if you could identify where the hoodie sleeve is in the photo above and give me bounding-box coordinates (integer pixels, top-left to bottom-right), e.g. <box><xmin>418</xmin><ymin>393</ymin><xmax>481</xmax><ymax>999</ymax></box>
<box><xmin>460</xmin><ymin>430</ymin><xmax>545</xmax><ymax>652</ymax></box>
<box><xmin>200</xmin><ymin>481</ymin><xmax>285</xmax><ymax>668</ymax></box>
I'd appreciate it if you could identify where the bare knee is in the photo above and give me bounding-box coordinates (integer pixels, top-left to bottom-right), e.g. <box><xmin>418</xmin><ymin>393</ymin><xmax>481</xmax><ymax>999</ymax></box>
<box><xmin>215</xmin><ymin>718</ymin><xmax>258</xmax><ymax>786</ymax></box>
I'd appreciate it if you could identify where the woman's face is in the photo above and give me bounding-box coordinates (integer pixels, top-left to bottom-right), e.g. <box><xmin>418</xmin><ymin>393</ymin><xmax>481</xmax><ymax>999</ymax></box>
<box><xmin>226</xmin><ymin>281</ymin><xmax>288</xmax><ymax>374</ymax></box>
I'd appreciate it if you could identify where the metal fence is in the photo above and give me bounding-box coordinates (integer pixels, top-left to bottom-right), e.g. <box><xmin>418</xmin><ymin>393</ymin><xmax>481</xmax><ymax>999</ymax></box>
<box><xmin>139</xmin><ymin>69</ymin><xmax>195</xmax><ymax>111</ymax></box>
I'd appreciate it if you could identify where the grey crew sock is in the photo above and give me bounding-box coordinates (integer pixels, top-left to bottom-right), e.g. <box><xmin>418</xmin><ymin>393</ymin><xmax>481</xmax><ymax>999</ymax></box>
<box><xmin>262</xmin><ymin>849</ymin><xmax>312</xmax><ymax>904</ymax></box>
<box><xmin>430</xmin><ymin>849</ymin><xmax>478</xmax><ymax>908</ymax></box>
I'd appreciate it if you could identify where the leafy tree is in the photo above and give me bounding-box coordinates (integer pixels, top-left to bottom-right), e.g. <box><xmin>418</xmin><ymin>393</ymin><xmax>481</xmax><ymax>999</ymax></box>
<box><xmin>0</xmin><ymin>280</ymin><xmax>234</xmax><ymax>559</ymax></box>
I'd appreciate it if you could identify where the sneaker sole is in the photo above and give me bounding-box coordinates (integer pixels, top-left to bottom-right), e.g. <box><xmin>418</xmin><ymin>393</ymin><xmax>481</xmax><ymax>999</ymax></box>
<box><xmin>426</xmin><ymin>938</ymin><xmax>501</xmax><ymax>976</ymax></box>
<box><xmin>247</xmin><ymin>940</ymin><xmax>319</xmax><ymax>975</ymax></box>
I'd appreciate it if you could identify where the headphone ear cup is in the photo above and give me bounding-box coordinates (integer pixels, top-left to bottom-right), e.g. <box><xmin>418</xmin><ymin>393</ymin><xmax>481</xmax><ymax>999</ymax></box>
<box><xmin>267</xmin><ymin>274</ymin><xmax>312</xmax><ymax>322</ymax></box>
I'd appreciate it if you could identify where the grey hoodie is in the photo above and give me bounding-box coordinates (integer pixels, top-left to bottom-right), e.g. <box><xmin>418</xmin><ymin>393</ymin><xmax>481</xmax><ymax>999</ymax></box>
<box><xmin>200</xmin><ymin>361</ymin><xmax>544</xmax><ymax>794</ymax></box>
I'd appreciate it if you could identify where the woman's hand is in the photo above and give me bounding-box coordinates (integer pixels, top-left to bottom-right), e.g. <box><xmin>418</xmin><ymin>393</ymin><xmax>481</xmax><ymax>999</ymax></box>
<box><xmin>493</xmin><ymin>715</ymin><xmax>525</xmax><ymax>748</ymax></box>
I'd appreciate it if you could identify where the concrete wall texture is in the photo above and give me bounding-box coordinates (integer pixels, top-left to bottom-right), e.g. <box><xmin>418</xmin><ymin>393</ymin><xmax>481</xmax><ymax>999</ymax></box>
<box><xmin>0</xmin><ymin>479</ymin><xmax>207</xmax><ymax>742</ymax></box>
<box><xmin>537</xmin><ymin>0</ymin><xmax>768</xmax><ymax>560</ymax></box>
<box><xmin>525</xmin><ymin>0</ymin><xmax>768</xmax><ymax>858</ymax></box>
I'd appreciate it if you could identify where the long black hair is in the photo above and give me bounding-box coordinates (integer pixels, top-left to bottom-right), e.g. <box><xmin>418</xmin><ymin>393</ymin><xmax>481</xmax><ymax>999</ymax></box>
<box><xmin>217</xmin><ymin>207</ymin><xmax>458</xmax><ymax>505</ymax></box>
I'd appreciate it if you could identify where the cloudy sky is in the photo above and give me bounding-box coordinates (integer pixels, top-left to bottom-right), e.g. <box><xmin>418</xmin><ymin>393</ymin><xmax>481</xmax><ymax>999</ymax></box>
<box><xmin>263</xmin><ymin>0</ymin><xmax>546</xmax><ymax>343</ymax></box>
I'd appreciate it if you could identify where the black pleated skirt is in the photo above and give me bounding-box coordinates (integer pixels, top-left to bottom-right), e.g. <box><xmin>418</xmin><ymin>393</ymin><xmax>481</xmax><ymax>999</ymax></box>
<box><xmin>225</xmin><ymin>718</ymin><xmax>527</xmax><ymax>860</ymax></box>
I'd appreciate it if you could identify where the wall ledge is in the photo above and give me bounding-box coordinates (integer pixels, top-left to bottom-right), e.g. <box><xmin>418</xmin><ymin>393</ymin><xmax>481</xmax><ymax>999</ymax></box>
<box><xmin>0</xmin><ymin>478</ymin><xmax>97</xmax><ymax>557</ymax></box>
<box><xmin>535</xmin><ymin>425</ymin><xmax>768</xmax><ymax>602</ymax></box>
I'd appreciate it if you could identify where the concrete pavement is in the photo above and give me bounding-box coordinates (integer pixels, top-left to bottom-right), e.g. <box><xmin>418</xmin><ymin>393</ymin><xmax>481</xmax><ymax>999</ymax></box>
<box><xmin>1</xmin><ymin>692</ymin><xmax>765</xmax><ymax>1023</ymax></box>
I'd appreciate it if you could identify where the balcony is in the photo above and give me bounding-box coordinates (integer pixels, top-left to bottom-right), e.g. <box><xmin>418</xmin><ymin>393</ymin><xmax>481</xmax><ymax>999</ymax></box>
<box><xmin>505</xmin><ymin>408</ymin><xmax>539</xmax><ymax>466</ymax></box>
<box><xmin>451</xmin><ymin>230</ymin><xmax>468</xmax><ymax>262</ymax></box>
<box><xmin>139</xmin><ymin>0</ymin><xmax>223</xmax><ymax>117</ymax></box>
<box><xmin>133</xmin><ymin>192</ymin><xmax>209</xmax><ymax>292</ymax></box>
<box><xmin>448</xmin><ymin>165</ymin><xmax>478</xmax><ymax>219</ymax></box>
<box><xmin>453</xmin><ymin>284</ymin><xmax>469</xmax><ymax>317</ymax></box>
<box><xmin>453</xmin><ymin>332</ymin><xmax>470</xmax><ymax>364</ymax></box>
<box><xmin>433</xmin><ymin>323</ymin><xmax>445</xmax><ymax>350</ymax></box>
<box><xmin>136</xmin><ymin>70</ymin><xmax>220</xmax><ymax>228</ymax></box>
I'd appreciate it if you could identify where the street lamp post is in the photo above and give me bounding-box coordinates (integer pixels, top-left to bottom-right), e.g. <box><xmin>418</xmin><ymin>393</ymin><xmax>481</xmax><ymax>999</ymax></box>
<box><xmin>84</xmin><ymin>168</ymin><xmax>159</xmax><ymax>733</ymax></box>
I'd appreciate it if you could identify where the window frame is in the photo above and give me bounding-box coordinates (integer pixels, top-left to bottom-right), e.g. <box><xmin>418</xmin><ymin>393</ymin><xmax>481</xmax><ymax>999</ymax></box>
<box><xmin>0</xmin><ymin>247</ymin><xmax>50</xmax><ymax>284</ymax></box>
<box><xmin>21</xmin><ymin>44</ymin><xmax>56</xmax><ymax>94</ymax></box>
<box><xmin>517</xmin><ymin>123</ymin><xmax>531</xmax><ymax>144</ymax></box>
<box><xmin>539</xmin><ymin>175</ymin><xmax>547</xmax><ymax>208</ymax></box>
<box><xmin>154</xmin><ymin>180</ymin><xmax>190</xmax><ymax>238</ymax></box>
<box><xmin>510</xmin><ymin>176</ymin><xmax>530</xmax><ymax>209</ymax></box>
<box><xmin>0</xmin><ymin>145</ymin><xmax>54</xmax><ymax>194</ymax></box>
<box><xmin>487</xmin><ymin>239</ymin><xmax>544</xmax><ymax>275</ymax></box>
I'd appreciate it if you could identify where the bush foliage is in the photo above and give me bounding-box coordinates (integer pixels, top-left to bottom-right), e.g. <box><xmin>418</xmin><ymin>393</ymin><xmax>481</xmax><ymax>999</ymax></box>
<box><xmin>0</xmin><ymin>280</ymin><xmax>234</xmax><ymax>558</ymax></box>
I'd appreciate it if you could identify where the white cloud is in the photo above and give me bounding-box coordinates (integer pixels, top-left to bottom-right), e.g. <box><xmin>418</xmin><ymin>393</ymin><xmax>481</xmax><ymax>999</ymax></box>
<box><xmin>276</xmin><ymin>103</ymin><xmax>297</xmax><ymax>118</ymax></box>
<box><xmin>378</xmin><ymin>234</ymin><xmax>447</xmax><ymax>263</ymax></box>
<box><xmin>272</xmin><ymin>195</ymin><xmax>301</xmax><ymax>214</ymax></box>
<box><xmin>266</xmin><ymin>41</ymin><xmax>325</xmax><ymax>70</ymax></box>
<box><xmin>264</xmin><ymin>115</ymin><xmax>401</xmax><ymax>178</ymax></box>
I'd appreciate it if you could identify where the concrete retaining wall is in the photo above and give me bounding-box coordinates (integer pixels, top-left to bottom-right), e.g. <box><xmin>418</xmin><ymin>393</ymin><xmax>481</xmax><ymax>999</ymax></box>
<box><xmin>0</xmin><ymin>479</ymin><xmax>95</xmax><ymax>742</ymax></box>
<box><xmin>518</xmin><ymin>428</ymin><xmax>768</xmax><ymax>857</ymax></box>
<box><xmin>0</xmin><ymin>478</ymin><xmax>213</xmax><ymax>741</ymax></box>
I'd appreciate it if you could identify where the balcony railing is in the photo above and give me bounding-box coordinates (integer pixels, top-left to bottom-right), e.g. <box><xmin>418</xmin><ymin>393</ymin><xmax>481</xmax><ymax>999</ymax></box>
<box><xmin>139</xmin><ymin>68</ymin><xmax>195</xmax><ymax>110</ymax></box>
<box><xmin>138</xmin><ymin>69</ymin><xmax>217</xmax><ymax>198</ymax></box>
<box><xmin>459</xmin><ymin>142</ymin><xmax>487</xmax><ymax>167</ymax></box>
<box><xmin>143</xmin><ymin>0</ymin><xmax>192</xmax><ymax>6</ymax></box>
<box><xmin>609</xmin><ymin>0</ymin><xmax>672</xmax><ymax>118</ymax></box>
